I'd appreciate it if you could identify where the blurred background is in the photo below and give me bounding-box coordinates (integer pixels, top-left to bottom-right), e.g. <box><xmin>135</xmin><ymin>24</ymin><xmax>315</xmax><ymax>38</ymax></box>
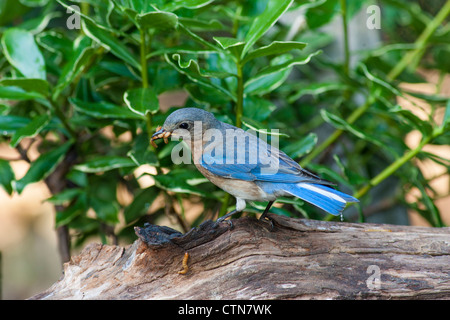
<box><xmin>0</xmin><ymin>0</ymin><xmax>449</xmax><ymax>299</ymax></box>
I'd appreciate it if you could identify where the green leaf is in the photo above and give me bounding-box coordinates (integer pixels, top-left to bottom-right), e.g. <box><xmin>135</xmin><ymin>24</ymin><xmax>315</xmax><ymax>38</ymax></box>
<box><xmin>283</xmin><ymin>132</ymin><xmax>317</xmax><ymax>159</ymax></box>
<box><xmin>0</xmin><ymin>78</ymin><xmax>49</xmax><ymax>96</ymax></box>
<box><xmin>442</xmin><ymin>99</ymin><xmax>450</xmax><ymax>129</ymax></box>
<box><xmin>388</xmin><ymin>105</ymin><xmax>433</xmax><ymax>136</ymax></box>
<box><xmin>163</xmin><ymin>0</ymin><xmax>214</xmax><ymax>11</ymax></box>
<box><xmin>15</xmin><ymin>140</ymin><xmax>74</xmax><ymax>194</ymax></box>
<box><xmin>124</xmin><ymin>87</ymin><xmax>159</xmax><ymax>116</ymax></box>
<box><xmin>242</xmin><ymin>41</ymin><xmax>307</xmax><ymax>64</ymax></box>
<box><xmin>69</xmin><ymin>97</ymin><xmax>144</xmax><ymax>120</ymax></box>
<box><xmin>244</xmin><ymin>51</ymin><xmax>321</xmax><ymax>94</ymax></box>
<box><xmin>10</xmin><ymin>113</ymin><xmax>50</xmax><ymax>148</ymax></box>
<box><xmin>127</xmin><ymin>132</ymin><xmax>159</xmax><ymax>166</ymax></box>
<box><xmin>46</xmin><ymin>188</ymin><xmax>83</xmax><ymax>205</ymax></box>
<box><xmin>170</xmin><ymin>53</ymin><xmax>235</xmax><ymax>78</ymax></box>
<box><xmin>1</xmin><ymin>28</ymin><xmax>46</xmax><ymax>79</ymax></box>
<box><xmin>0</xmin><ymin>159</ymin><xmax>15</xmax><ymax>195</ymax></box>
<box><xmin>320</xmin><ymin>109</ymin><xmax>392</xmax><ymax>151</ymax></box>
<box><xmin>0</xmin><ymin>86</ymin><xmax>45</xmax><ymax>100</ymax></box>
<box><xmin>305</xmin><ymin>0</ymin><xmax>338</xmax><ymax>29</ymax></box>
<box><xmin>153</xmin><ymin>169</ymin><xmax>207</xmax><ymax>196</ymax></box>
<box><xmin>74</xmin><ymin>156</ymin><xmax>136</xmax><ymax>173</ymax></box>
<box><xmin>242</xmin><ymin>0</ymin><xmax>294</xmax><ymax>57</ymax></box>
<box><xmin>242</xmin><ymin>117</ymin><xmax>290</xmax><ymax>137</ymax></box>
<box><xmin>55</xmin><ymin>195</ymin><xmax>87</xmax><ymax>228</ymax></box>
<box><xmin>90</xmin><ymin>196</ymin><xmax>119</xmax><ymax>224</ymax></box>
<box><xmin>213</xmin><ymin>37</ymin><xmax>245</xmax><ymax>50</ymax></box>
<box><xmin>124</xmin><ymin>186</ymin><xmax>159</xmax><ymax>223</ymax></box>
<box><xmin>288</xmin><ymin>82</ymin><xmax>351</xmax><ymax>103</ymax></box>
<box><xmin>81</xmin><ymin>19</ymin><xmax>140</xmax><ymax>70</ymax></box>
<box><xmin>243</xmin><ymin>96</ymin><xmax>276</xmax><ymax>122</ymax></box>
<box><xmin>53</xmin><ymin>36</ymin><xmax>96</xmax><ymax>100</ymax></box>
<box><xmin>136</xmin><ymin>11</ymin><xmax>178</xmax><ymax>30</ymax></box>
<box><xmin>359</xmin><ymin>63</ymin><xmax>402</xmax><ymax>97</ymax></box>
<box><xmin>0</xmin><ymin>115</ymin><xmax>31</xmax><ymax>135</ymax></box>
<box><xmin>254</xmin><ymin>51</ymin><xmax>321</xmax><ymax>80</ymax></box>
<box><xmin>165</xmin><ymin>53</ymin><xmax>236</xmax><ymax>101</ymax></box>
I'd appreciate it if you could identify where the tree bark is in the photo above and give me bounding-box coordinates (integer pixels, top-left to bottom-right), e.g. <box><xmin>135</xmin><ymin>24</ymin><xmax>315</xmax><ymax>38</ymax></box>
<box><xmin>31</xmin><ymin>214</ymin><xmax>450</xmax><ymax>300</ymax></box>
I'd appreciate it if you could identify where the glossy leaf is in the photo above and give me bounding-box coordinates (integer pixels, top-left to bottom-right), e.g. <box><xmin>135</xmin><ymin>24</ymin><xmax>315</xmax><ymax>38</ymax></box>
<box><xmin>82</xmin><ymin>19</ymin><xmax>141</xmax><ymax>70</ymax></box>
<box><xmin>0</xmin><ymin>159</ymin><xmax>15</xmax><ymax>195</ymax></box>
<box><xmin>165</xmin><ymin>53</ymin><xmax>236</xmax><ymax>101</ymax></box>
<box><xmin>10</xmin><ymin>113</ymin><xmax>50</xmax><ymax>148</ymax></box>
<box><xmin>283</xmin><ymin>133</ymin><xmax>318</xmax><ymax>159</ymax></box>
<box><xmin>55</xmin><ymin>195</ymin><xmax>87</xmax><ymax>228</ymax></box>
<box><xmin>0</xmin><ymin>115</ymin><xmax>31</xmax><ymax>135</ymax></box>
<box><xmin>244</xmin><ymin>51</ymin><xmax>321</xmax><ymax>91</ymax></box>
<box><xmin>124</xmin><ymin>87</ymin><xmax>159</xmax><ymax>116</ymax></box>
<box><xmin>128</xmin><ymin>132</ymin><xmax>159</xmax><ymax>166</ymax></box>
<box><xmin>53</xmin><ymin>36</ymin><xmax>96</xmax><ymax>100</ymax></box>
<box><xmin>242</xmin><ymin>0</ymin><xmax>294</xmax><ymax>57</ymax></box>
<box><xmin>74</xmin><ymin>156</ymin><xmax>136</xmax><ymax>173</ymax></box>
<box><xmin>69</xmin><ymin>98</ymin><xmax>144</xmax><ymax>120</ymax></box>
<box><xmin>15</xmin><ymin>140</ymin><xmax>74</xmax><ymax>194</ymax></box>
<box><xmin>213</xmin><ymin>37</ymin><xmax>245</xmax><ymax>50</ymax></box>
<box><xmin>90</xmin><ymin>196</ymin><xmax>119</xmax><ymax>224</ymax></box>
<box><xmin>154</xmin><ymin>169</ymin><xmax>207</xmax><ymax>196</ymax></box>
<box><xmin>163</xmin><ymin>0</ymin><xmax>214</xmax><ymax>11</ymax></box>
<box><xmin>1</xmin><ymin>28</ymin><xmax>46</xmax><ymax>79</ymax></box>
<box><xmin>0</xmin><ymin>78</ymin><xmax>49</xmax><ymax>96</ymax></box>
<box><xmin>0</xmin><ymin>86</ymin><xmax>45</xmax><ymax>100</ymax></box>
<box><xmin>242</xmin><ymin>41</ymin><xmax>307</xmax><ymax>64</ymax></box>
<box><xmin>136</xmin><ymin>11</ymin><xmax>178</xmax><ymax>30</ymax></box>
<box><xmin>124</xmin><ymin>186</ymin><xmax>159</xmax><ymax>223</ymax></box>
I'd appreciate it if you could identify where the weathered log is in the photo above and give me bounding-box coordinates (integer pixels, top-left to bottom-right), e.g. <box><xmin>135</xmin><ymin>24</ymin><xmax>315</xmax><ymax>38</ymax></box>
<box><xmin>31</xmin><ymin>214</ymin><xmax>450</xmax><ymax>300</ymax></box>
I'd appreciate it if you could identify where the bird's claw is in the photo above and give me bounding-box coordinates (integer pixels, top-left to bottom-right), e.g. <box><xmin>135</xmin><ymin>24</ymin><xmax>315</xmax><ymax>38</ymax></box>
<box><xmin>213</xmin><ymin>217</ymin><xmax>234</xmax><ymax>230</ymax></box>
<box><xmin>259</xmin><ymin>216</ymin><xmax>275</xmax><ymax>231</ymax></box>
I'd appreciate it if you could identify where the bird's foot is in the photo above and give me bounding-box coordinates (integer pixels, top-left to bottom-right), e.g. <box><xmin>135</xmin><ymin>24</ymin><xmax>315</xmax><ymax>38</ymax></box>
<box><xmin>213</xmin><ymin>216</ymin><xmax>234</xmax><ymax>230</ymax></box>
<box><xmin>259</xmin><ymin>215</ymin><xmax>275</xmax><ymax>231</ymax></box>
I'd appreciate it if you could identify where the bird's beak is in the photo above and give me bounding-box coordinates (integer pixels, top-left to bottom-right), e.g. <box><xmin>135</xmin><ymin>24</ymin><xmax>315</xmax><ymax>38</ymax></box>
<box><xmin>150</xmin><ymin>125</ymin><xmax>172</xmax><ymax>148</ymax></box>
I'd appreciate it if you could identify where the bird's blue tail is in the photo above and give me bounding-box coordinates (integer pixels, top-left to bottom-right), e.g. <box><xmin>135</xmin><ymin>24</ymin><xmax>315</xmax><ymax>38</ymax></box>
<box><xmin>282</xmin><ymin>183</ymin><xmax>358</xmax><ymax>216</ymax></box>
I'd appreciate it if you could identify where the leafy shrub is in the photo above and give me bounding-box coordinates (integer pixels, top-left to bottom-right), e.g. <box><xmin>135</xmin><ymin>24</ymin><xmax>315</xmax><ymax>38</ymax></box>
<box><xmin>0</xmin><ymin>0</ymin><xmax>449</xmax><ymax>261</ymax></box>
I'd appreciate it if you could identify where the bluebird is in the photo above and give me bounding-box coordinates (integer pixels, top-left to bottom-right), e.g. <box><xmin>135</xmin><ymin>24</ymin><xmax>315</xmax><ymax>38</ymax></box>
<box><xmin>151</xmin><ymin>107</ymin><xmax>358</xmax><ymax>226</ymax></box>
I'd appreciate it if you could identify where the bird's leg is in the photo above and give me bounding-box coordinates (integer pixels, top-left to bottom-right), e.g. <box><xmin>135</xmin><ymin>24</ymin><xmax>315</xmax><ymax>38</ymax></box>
<box><xmin>259</xmin><ymin>201</ymin><xmax>275</xmax><ymax>230</ymax></box>
<box><xmin>215</xmin><ymin>209</ymin><xmax>244</xmax><ymax>229</ymax></box>
<box><xmin>214</xmin><ymin>198</ymin><xmax>246</xmax><ymax>229</ymax></box>
<box><xmin>216</xmin><ymin>209</ymin><xmax>239</xmax><ymax>224</ymax></box>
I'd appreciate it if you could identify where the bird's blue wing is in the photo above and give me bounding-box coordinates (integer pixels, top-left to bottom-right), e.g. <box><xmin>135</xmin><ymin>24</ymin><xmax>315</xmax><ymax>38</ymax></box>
<box><xmin>199</xmin><ymin>133</ymin><xmax>332</xmax><ymax>185</ymax></box>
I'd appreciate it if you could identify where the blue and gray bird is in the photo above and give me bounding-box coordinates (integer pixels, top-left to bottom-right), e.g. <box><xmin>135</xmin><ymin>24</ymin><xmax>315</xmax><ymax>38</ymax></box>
<box><xmin>151</xmin><ymin>108</ymin><xmax>358</xmax><ymax>225</ymax></box>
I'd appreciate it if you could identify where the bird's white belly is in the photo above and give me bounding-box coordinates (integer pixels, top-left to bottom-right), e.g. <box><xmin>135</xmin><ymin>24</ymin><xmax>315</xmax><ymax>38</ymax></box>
<box><xmin>195</xmin><ymin>163</ymin><xmax>276</xmax><ymax>202</ymax></box>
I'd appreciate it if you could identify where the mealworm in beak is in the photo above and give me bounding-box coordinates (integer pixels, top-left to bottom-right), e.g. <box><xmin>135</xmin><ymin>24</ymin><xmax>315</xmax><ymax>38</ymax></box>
<box><xmin>150</xmin><ymin>139</ymin><xmax>158</xmax><ymax>148</ymax></box>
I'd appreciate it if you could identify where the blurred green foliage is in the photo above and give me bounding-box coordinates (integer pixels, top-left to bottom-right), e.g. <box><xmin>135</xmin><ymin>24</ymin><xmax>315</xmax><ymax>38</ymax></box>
<box><xmin>0</xmin><ymin>0</ymin><xmax>449</xmax><ymax>257</ymax></box>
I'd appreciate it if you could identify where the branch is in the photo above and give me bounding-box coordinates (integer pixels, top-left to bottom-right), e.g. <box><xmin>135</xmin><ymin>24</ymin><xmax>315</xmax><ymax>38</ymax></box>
<box><xmin>31</xmin><ymin>215</ymin><xmax>450</xmax><ymax>300</ymax></box>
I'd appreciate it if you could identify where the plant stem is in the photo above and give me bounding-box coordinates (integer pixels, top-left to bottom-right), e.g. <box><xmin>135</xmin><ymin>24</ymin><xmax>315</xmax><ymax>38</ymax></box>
<box><xmin>340</xmin><ymin>0</ymin><xmax>350</xmax><ymax>76</ymax></box>
<box><xmin>353</xmin><ymin>130</ymin><xmax>437</xmax><ymax>200</ymax></box>
<box><xmin>300</xmin><ymin>94</ymin><xmax>376</xmax><ymax>167</ymax></box>
<box><xmin>301</xmin><ymin>0</ymin><xmax>450</xmax><ymax>168</ymax></box>
<box><xmin>140</xmin><ymin>29</ymin><xmax>149</xmax><ymax>89</ymax></box>
<box><xmin>387</xmin><ymin>0</ymin><xmax>450</xmax><ymax>81</ymax></box>
<box><xmin>140</xmin><ymin>28</ymin><xmax>153</xmax><ymax>139</ymax></box>
<box><xmin>49</xmin><ymin>99</ymin><xmax>77</xmax><ymax>138</ymax></box>
<box><xmin>235</xmin><ymin>62</ymin><xmax>244</xmax><ymax>128</ymax></box>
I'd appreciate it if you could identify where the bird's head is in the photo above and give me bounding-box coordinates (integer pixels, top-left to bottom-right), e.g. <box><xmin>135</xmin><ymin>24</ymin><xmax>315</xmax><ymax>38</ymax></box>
<box><xmin>151</xmin><ymin>107</ymin><xmax>219</xmax><ymax>147</ymax></box>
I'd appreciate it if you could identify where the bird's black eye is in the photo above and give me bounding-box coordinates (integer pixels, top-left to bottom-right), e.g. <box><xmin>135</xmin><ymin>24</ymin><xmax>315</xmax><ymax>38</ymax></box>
<box><xmin>179</xmin><ymin>122</ymin><xmax>189</xmax><ymax>129</ymax></box>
